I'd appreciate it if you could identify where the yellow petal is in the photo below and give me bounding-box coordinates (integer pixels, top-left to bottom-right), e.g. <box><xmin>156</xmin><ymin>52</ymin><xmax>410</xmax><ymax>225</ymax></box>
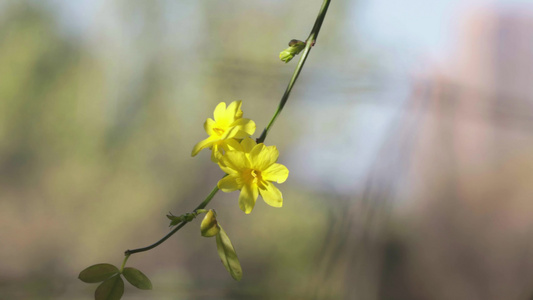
<box><xmin>249</xmin><ymin>143</ymin><xmax>265</xmax><ymax>159</ymax></box>
<box><xmin>192</xmin><ymin>137</ymin><xmax>215</xmax><ymax>156</ymax></box>
<box><xmin>222</xmin><ymin>139</ymin><xmax>242</xmax><ymax>152</ymax></box>
<box><xmin>233</xmin><ymin>130</ymin><xmax>252</xmax><ymax>141</ymax></box>
<box><xmin>263</xmin><ymin>163</ymin><xmax>289</xmax><ymax>183</ymax></box>
<box><xmin>212</xmin><ymin>148</ymin><xmax>222</xmax><ymax>162</ymax></box>
<box><xmin>250</xmin><ymin>144</ymin><xmax>279</xmax><ymax>170</ymax></box>
<box><xmin>218</xmin><ymin>151</ymin><xmax>248</xmax><ymax>174</ymax></box>
<box><xmin>230</xmin><ymin>118</ymin><xmax>256</xmax><ymax>138</ymax></box>
<box><xmin>239</xmin><ymin>183</ymin><xmax>258</xmax><ymax>214</ymax></box>
<box><xmin>204</xmin><ymin>118</ymin><xmax>216</xmax><ymax>135</ymax></box>
<box><xmin>223</xmin><ymin>125</ymin><xmax>242</xmax><ymax>139</ymax></box>
<box><xmin>213</xmin><ymin>102</ymin><xmax>227</xmax><ymax>122</ymax></box>
<box><xmin>218</xmin><ymin>175</ymin><xmax>241</xmax><ymax>192</ymax></box>
<box><xmin>240</xmin><ymin>137</ymin><xmax>256</xmax><ymax>153</ymax></box>
<box><xmin>259</xmin><ymin>181</ymin><xmax>283</xmax><ymax>208</ymax></box>
<box><xmin>211</xmin><ymin>144</ymin><xmax>223</xmax><ymax>162</ymax></box>
<box><xmin>227</xmin><ymin>100</ymin><xmax>243</xmax><ymax>119</ymax></box>
<box><xmin>217</xmin><ymin>140</ymin><xmax>242</xmax><ymax>167</ymax></box>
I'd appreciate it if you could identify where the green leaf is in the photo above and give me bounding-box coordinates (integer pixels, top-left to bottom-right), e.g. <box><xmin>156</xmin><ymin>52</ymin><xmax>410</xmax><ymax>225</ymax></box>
<box><xmin>95</xmin><ymin>275</ymin><xmax>124</xmax><ymax>300</ymax></box>
<box><xmin>215</xmin><ymin>227</ymin><xmax>243</xmax><ymax>281</ymax></box>
<box><xmin>122</xmin><ymin>267</ymin><xmax>153</xmax><ymax>290</ymax></box>
<box><xmin>79</xmin><ymin>264</ymin><xmax>120</xmax><ymax>283</ymax></box>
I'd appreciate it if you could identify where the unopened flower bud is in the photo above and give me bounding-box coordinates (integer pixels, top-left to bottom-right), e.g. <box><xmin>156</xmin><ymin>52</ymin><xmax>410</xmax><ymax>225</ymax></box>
<box><xmin>200</xmin><ymin>210</ymin><xmax>220</xmax><ymax>237</ymax></box>
<box><xmin>279</xmin><ymin>39</ymin><xmax>306</xmax><ymax>63</ymax></box>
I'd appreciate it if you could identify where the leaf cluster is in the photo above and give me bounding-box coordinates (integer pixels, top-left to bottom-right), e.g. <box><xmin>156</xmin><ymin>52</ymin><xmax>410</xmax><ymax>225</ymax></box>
<box><xmin>79</xmin><ymin>263</ymin><xmax>152</xmax><ymax>300</ymax></box>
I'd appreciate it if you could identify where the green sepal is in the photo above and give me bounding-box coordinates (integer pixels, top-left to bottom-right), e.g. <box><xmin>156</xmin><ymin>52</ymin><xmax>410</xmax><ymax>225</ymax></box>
<box><xmin>279</xmin><ymin>39</ymin><xmax>306</xmax><ymax>63</ymax></box>
<box><xmin>215</xmin><ymin>227</ymin><xmax>243</xmax><ymax>281</ymax></box>
<box><xmin>122</xmin><ymin>267</ymin><xmax>153</xmax><ymax>290</ymax></box>
<box><xmin>79</xmin><ymin>263</ymin><xmax>120</xmax><ymax>283</ymax></box>
<box><xmin>95</xmin><ymin>275</ymin><xmax>124</xmax><ymax>300</ymax></box>
<box><xmin>167</xmin><ymin>212</ymin><xmax>198</xmax><ymax>227</ymax></box>
<box><xmin>166</xmin><ymin>213</ymin><xmax>183</xmax><ymax>227</ymax></box>
<box><xmin>200</xmin><ymin>209</ymin><xmax>220</xmax><ymax>237</ymax></box>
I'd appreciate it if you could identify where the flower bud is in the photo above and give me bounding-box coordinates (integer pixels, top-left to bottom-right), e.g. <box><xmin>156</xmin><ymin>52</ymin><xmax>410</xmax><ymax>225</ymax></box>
<box><xmin>200</xmin><ymin>210</ymin><xmax>220</xmax><ymax>237</ymax></box>
<box><xmin>279</xmin><ymin>39</ymin><xmax>306</xmax><ymax>63</ymax></box>
<box><xmin>279</xmin><ymin>50</ymin><xmax>295</xmax><ymax>63</ymax></box>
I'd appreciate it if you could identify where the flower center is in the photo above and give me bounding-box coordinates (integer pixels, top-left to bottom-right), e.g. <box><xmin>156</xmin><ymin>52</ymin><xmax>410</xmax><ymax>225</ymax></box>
<box><xmin>244</xmin><ymin>168</ymin><xmax>262</xmax><ymax>184</ymax></box>
<box><xmin>213</xmin><ymin>127</ymin><xmax>225</xmax><ymax>136</ymax></box>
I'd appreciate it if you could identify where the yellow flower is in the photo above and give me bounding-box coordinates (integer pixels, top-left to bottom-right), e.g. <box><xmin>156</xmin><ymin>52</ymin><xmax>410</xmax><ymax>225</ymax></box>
<box><xmin>217</xmin><ymin>138</ymin><xmax>289</xmax><ymax>214</ymax></box>
<box><xmin>192</xmin><ymin>101</ymin><xmax>256</xmax><ymax>162</ymax></box>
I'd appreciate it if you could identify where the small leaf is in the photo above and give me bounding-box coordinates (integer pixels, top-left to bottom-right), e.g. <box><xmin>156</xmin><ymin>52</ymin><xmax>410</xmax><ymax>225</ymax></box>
<box><xmin>122</xmin><ymin>267</ymin><xmax>153</xmax><ymax>290</ymax></box>
<box><xmin>95</xmin><ymin>275</ymin><xmax>124</xmax><ymax>300</ymax></box>
<box><xmin>79</xmin><ymin>264</ymin><xmax>119</xmax><ymax>283</ymax></box>
<box><xmin>215</xmin><ymin>227</ymin><xmax>243</xmax><ymax>281</ymax></box>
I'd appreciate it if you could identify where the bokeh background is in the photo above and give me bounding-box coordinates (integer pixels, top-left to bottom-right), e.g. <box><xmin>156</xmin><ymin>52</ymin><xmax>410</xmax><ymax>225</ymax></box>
<box><xmin>2</xmin><ymin>0</ymin><xmax>533</xmax><ymax>299</ymax></box>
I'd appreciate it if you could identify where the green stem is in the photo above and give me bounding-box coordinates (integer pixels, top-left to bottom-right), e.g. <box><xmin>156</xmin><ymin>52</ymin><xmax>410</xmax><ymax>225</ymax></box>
<box><xmin>120</xmin><ymin>254</ymin><xmax>130</xmax><ymax>272</ymax></box>
<box><xmin>124</xmin><ymin>0</ymin><xmax>331</xmax><ymax>257</ymax></box>
<box><xmin>257</xmin><ymin>0</ymin><xmax>331</xmax><ymax>144</ymax></box>
<box><xmin>124</xmin><ymin>185</ymin><xmax>220</xmax><ymax>256</ymax></box>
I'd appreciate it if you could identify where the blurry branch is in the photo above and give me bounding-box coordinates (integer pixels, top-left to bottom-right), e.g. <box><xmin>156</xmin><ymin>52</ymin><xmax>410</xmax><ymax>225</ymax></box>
<box><xmin>124</xmin><ymin>0</ymin><xmax>332</xmax><ymax>256</ymax></box>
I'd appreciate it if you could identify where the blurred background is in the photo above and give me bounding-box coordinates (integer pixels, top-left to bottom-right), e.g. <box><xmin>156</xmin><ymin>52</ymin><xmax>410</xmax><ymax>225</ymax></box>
<box><xmin>2</xmin><ymin>0</ymin><xmax>533</xmax><ymax>299</ymax></box>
